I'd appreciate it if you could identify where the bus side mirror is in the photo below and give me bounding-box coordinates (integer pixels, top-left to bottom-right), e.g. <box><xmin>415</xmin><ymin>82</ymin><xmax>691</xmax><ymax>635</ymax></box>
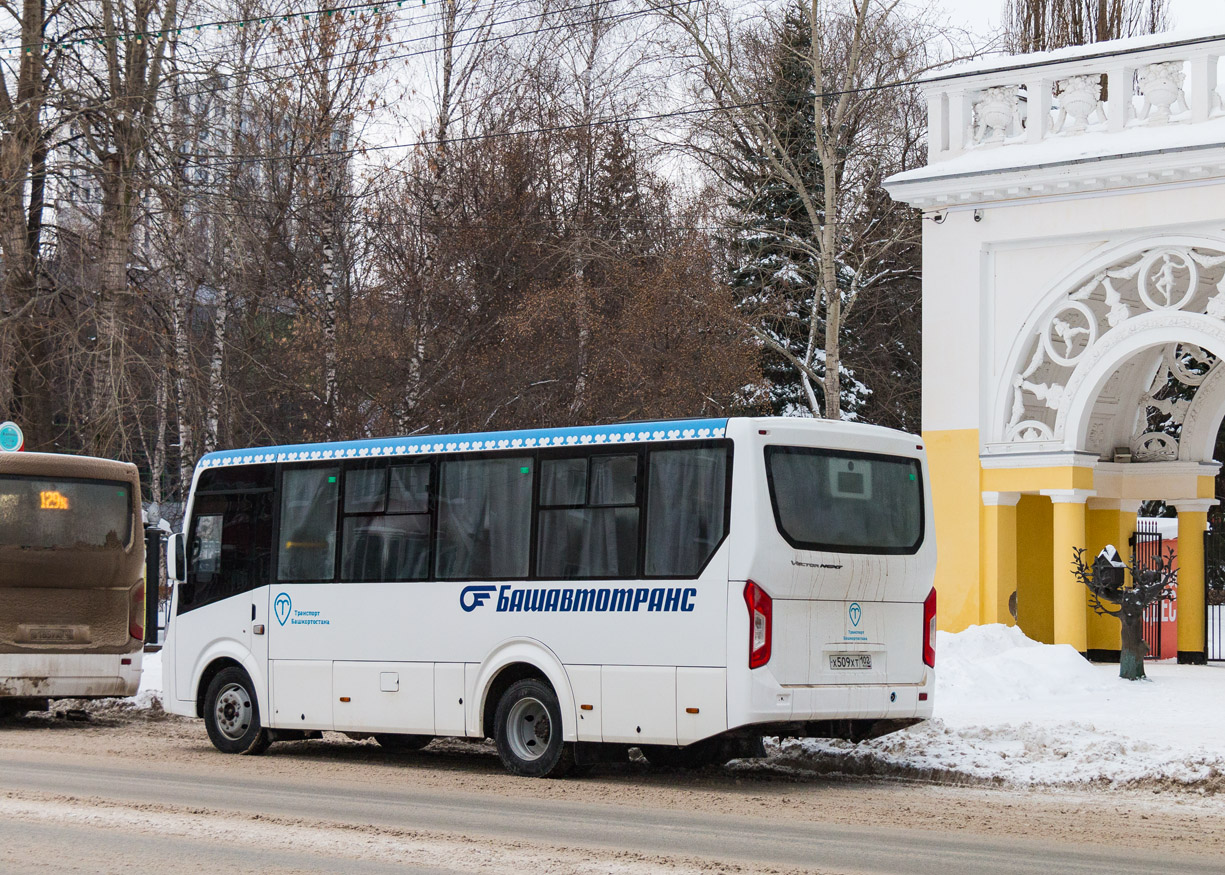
<box><xmin>167</xmin><ymin>532</ymin><xmax>186</xmax><ymax>582</ymax></box>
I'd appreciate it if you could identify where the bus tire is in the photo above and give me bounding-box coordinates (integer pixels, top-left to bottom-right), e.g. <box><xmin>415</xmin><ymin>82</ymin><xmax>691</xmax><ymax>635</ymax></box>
<box><xmin>493</xmin><ymin>678</ymin><xmax>575</xmax><ymax>778</ymax></box>
<box><xmin>374</xmin><ymin>733</ymin><xmax>433</xmax><ymax>751</ymax></box>
<box><xmin>204</xmin><ymin>667</ymin><xmax>270</xmax><ymax>755</ymax></box>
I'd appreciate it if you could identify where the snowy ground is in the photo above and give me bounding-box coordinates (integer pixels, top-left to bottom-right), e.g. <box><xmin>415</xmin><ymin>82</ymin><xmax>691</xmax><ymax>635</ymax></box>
<box><xmin>123</xmin><ymin>626</ymin><xmax>1225</xmax><ymax>791</ymax></box>
<box><xmin>778</xmin><ymin>624</ymin><xmax>1225</xmax><ymax>790</ymax></box>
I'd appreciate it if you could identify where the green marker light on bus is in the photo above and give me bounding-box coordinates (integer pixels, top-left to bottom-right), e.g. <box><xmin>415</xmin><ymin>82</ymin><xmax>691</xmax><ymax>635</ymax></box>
<box><xmin>328</xmin><ymin>476</ymin><xmax>337</xmax><ymax>483</ymax></box>
<box><xmin>520</xmin><ymin>466</ymin><xmax>530</xmax><ymax>474</ymax></box>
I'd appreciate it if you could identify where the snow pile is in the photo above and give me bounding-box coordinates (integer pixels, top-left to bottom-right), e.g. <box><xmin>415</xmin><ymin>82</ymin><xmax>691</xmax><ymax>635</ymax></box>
<box><xmin>779</xmin><ymin>624</ymin><xmax>1225</xmax><ymax>789</ymax></box>
<box><xmin>933</xmin><ymin>624</ymin><xmax>1114</xmax><ymax>704</ymax></box>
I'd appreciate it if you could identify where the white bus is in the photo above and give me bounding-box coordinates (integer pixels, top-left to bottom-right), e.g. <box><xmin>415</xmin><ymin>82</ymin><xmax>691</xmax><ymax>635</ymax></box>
<box><xmin>162</xmin><ymin>417</ymin><xmax>934</xmax><ymax>776</ymax></box>
<box><xmin>1</xmin><ymin>452</ymin><xmax>145</xmax><ymax>717</ymax></box>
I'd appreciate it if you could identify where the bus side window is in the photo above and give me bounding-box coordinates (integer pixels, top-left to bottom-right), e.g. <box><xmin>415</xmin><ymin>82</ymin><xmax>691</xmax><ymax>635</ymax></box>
<box><xmin>192</xmin><ymin>514</ymin><xmax>223</xmax><ymax>581</ymax></box>
<box><xmin>644</xmin><ymin>447</ymin><xmax>729</xmax><ymax>578</ymax></box>
<box><xmin>181</xmin><ymin>492</ymin><xmax>274</xmax><ymax>613</ymax></box>
<box><xmin>340</xmin><ymin>462</ymin><xmax>431</xmax><ymax>582</ymax></box>
<box><xmin>537</xmin><ymin>454</ymin><xmax>639</xmax><ymax>579</ymax></box>
<box><xmin>278</xmin><ymin>468</ymin><xmax>339</xmax><ymax>582</ymax></box>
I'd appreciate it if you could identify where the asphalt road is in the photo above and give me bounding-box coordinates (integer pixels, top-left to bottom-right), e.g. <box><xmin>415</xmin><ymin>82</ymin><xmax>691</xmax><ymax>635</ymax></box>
<box><xmin>0</xmin><ymin>750</ymin><xmax>1218</xmax><ymax>875</ymax></box>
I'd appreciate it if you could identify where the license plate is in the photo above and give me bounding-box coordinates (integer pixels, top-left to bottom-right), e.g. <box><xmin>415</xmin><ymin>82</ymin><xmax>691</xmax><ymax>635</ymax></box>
<box><xmin>21</xmin><ymin>625</ymin><xmax>79</xmax><ymax>643</ymax></box>
<box><xmin>828</xmin><ymin>653</ymin><xmax>872</xmax><ymax>670</ymax></box>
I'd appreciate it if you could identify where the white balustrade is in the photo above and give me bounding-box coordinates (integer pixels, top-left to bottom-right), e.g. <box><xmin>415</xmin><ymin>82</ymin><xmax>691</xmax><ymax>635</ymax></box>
<box><xmin>923</xmin><ymin>34</ymin><xmax>1225</xmax><ymax>162</ymax></box>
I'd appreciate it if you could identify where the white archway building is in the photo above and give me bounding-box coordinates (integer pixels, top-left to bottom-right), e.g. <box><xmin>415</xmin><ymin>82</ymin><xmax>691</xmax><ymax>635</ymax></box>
<box><xmin>885</xmin><ymin>31</ymin><xmax>1225</xmax><ymax>661</ymax></box>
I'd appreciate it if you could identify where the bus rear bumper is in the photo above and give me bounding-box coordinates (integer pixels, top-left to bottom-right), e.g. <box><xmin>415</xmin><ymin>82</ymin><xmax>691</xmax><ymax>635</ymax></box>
<box><xmin>734</xmin><ymin>668</ymin><xmax>935</xmax><ymax>732</ymax></box>
<box><xmin>0</xmin><ymin>652</ymin><xmax>142</xmax><ymax>700</ymax></box>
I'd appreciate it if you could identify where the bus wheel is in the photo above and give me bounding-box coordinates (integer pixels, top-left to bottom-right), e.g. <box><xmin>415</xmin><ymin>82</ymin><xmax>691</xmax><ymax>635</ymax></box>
<box><xmin>204</xmin><ymin>667</ymin><xmax>270</xmax><ymax>755</ymax></box>
<box><xmin>493</xmin><ymin>678</ymin><xmax>575</xmax><ymax>778</ymax></box>
<box><xmin>374</xmin><ymin>733</ymin><xmax>433</xmax><ymax>751</ymax></box>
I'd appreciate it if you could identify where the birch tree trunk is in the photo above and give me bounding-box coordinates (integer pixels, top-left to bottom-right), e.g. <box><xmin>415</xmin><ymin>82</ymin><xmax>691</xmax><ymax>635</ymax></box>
<box><xmin>170</xmin><ymin>271</ymin><xmax>195</xmax><ymax>486</ymax></box>
<box><xmin>323</xmin><ymin>245</ymin><xmax>338</xmax><ymax>438</ymax></box>
<box><xmin>203</xmin><ymin>281</ymin><xmax>228</xmax><ymax>455</ymax></box>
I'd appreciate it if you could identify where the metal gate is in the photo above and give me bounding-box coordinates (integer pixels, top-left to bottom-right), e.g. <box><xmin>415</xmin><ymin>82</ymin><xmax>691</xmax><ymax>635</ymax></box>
<box><xmin>1133</xmin><ymin>520</ymin><xmax>1164</xmax><ymax>660</ymax></box>
<box><xmin>1206</xmin><ymin>508</ymin><xmax>1225</xmax><ymax>662</ymax></box>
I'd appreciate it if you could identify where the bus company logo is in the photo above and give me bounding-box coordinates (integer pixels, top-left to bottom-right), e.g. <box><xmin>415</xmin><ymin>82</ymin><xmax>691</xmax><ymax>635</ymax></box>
<box><xmin>460</xmin><ymin>584</ymin><xmax>697</xmax><ymax>614</ymax></box>
<box><xmin>848</xmin><ymin>602</ymin><xmax>862</xmax><ymax>628</ymax></box>
<box><xmin>460</xmin><ymin>585</ymin><xmax>498</xmax><ymax>612</ymax></box>
<box><xmin>274</xmin><ymin>593</ymin><xmax>292</xmax><ymax>626</ymax></box>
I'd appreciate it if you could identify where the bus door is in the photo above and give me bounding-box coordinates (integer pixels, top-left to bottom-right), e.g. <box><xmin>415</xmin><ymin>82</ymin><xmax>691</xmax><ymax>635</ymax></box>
<box><xmin>266</xmin><ymin>465</ymin><xmax>340</xmax><ymax>729</ymax></box>
<box><xmin>176</xmin><ymin>488</ymin><xmax>274</xmax><ymax>700</ymax></box>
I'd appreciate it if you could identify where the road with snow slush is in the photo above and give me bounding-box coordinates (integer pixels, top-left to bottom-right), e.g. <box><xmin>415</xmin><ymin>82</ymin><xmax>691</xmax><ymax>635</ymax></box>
<box><xmin>1</xmin><ymin>709</ymin><xmax>1222</xmax><ymax>875</ymax></box>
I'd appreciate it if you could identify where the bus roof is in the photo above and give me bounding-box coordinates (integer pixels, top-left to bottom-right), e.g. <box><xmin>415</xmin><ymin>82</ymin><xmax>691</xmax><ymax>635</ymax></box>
<box><xmin>197</xmin><ymin>417</ymin><xmax>730</xmax><ymax>472</ymax></box>
<box><xmin>0</xmin><ymin>450</ymin><xmax>139</xmax><ymax>482</ymax></box>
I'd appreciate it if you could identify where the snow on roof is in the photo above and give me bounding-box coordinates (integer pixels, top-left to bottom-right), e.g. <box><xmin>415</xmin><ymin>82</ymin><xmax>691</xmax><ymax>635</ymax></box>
<box><xmin>928</xmin><ymin>27</ymin><xmax>1225</xmax><ymax>83</ymax></box>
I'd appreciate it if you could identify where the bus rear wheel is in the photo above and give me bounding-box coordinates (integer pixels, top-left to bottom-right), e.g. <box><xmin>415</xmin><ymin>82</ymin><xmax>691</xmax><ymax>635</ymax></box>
<box><xmin>374</xmin><ymin>733</ymin><xmax>433</xmax><ymax>751</ymax></box>
<box><xmin>493</xmin><ymin>678</ymin><xmax>575</xmax><ymax>778</ymax></box>
<box><xmin>204</xmin><ymin>667</ymin><xmax>270</xmax><ymax>755</ymax></box>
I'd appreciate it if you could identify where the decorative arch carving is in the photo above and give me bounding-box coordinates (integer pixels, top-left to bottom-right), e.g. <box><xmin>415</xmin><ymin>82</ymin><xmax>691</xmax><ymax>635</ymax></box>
<box><xmin>998</xmin><ymin>240</ymin><xmax>1225</xmax><ymax>461</ymax></box>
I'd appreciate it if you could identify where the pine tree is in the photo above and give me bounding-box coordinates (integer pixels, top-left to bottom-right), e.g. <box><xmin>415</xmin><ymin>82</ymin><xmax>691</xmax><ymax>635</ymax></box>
<box><xmin>725</xmin><ymin>0</ymin><xmax>865</xmax><ymax>417</ymax></box>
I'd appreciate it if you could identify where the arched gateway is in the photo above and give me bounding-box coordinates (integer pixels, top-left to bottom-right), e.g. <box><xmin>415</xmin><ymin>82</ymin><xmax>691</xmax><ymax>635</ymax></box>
<box><xmin>885</xmin><ymin>31</ymin><xmax>1225</xmax><ymax>662</ymax></box>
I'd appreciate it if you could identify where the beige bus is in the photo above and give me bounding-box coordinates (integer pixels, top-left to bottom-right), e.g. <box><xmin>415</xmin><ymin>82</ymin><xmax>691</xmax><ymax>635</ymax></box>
<box><xmin>0</xmin><ymin>452</ymin><xmax>145</xmax><ymax>717</ymax></box>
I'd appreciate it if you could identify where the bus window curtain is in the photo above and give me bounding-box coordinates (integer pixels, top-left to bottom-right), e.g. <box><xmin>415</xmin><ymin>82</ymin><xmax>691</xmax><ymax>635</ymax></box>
<box><xmin>436</xmin><ymin>458</ymin><xmax>531</xmax><ymax>579</ymax></box>
<box><xmin>645</xmin><ymin>448</ymin><xmax>726</xmax><ymax>577</ymax></box>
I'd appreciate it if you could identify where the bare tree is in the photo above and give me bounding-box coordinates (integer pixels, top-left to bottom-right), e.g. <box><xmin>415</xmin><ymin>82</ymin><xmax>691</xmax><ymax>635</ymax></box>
<box><xmin>0</xmin><ymin>0</ymin><xmax>64</xmax><ymax>440</ymax></box>
<box><xmin>58</xmin><ymin>0</ymin><xmax>179</xmax><ymax>455</ymax></box>
<box><xmin>657</xmin><ymin>0</ymin><xmax>930</xmax><ymax>419</ymax></box>
<box><xmin>1004</xmin><ymin>0</ymin><xmax>1170</xmax><ymax>53</ymax></box>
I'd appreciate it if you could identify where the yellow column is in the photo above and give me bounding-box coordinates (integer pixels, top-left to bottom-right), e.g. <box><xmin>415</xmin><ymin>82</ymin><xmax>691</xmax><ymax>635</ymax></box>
<box><xmin>1044</xmin><ymin>489</ymin><xmax>1092</xmax><ymax>652</ymax></box>
<box><xmin>981</xmin><ymin>491</ymin><xmax>1020</xmax><ymax>625</ymax></box>
<box><xmin>1174</xmin><ymin>500</ymin><xmax>1216</xmax><ymax>664</ymax></box>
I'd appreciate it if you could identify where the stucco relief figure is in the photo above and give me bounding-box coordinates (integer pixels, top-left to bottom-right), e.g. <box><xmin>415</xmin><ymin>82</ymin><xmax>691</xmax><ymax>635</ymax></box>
<box><xmin>1101</xmin><ymin>277</ymin><xmax>1131</xmax><ymax>327</ymax></box>
<box><xmin>1052</xmin><ymin>317</ymin><xmax>1089</xmax><ymax>356</ymax></box>
<box><xmin>1139</xmin><ymin>250</ymin><xmax>1196</xmax><ymax>309</ymax></box>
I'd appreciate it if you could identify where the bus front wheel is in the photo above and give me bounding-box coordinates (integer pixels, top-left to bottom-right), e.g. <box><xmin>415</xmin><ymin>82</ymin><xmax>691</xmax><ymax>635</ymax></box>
<box><xmin>493</xmin><ymin>678</ymin><xmax>575</xmax><ymax>778</ymax></box>
<box><xmin>204</xmin><ymin>667</ymin><xmax>270</xmax><ymax>755</ymax></box>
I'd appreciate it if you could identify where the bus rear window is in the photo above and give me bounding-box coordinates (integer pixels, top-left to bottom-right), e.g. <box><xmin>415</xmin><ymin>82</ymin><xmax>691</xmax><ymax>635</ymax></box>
<box><xmin>0</xmin><ymin>476</ymin><xmax>133</xmax><ymax>549</ymax></box>
<box><xmin>764</xmin><ymin>447</ymin><xmax>922</xmax><ymax>554</ymax></box>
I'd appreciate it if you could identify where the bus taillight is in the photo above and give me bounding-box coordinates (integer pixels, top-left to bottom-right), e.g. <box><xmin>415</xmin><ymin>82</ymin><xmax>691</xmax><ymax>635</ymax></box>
<box><xmin>743</xmin><ymin>580</ymin><xmax>772</xmax><ymax>669</ymax></box>
<box><xmin>923</xmin><ymin>587</ymin><xmax>936</xmax><ymax>668</ymax></box>
<box><xmin>129</xmin><ymin>581</ymin><xmax>146</xmax><ymax>641</ymax></box>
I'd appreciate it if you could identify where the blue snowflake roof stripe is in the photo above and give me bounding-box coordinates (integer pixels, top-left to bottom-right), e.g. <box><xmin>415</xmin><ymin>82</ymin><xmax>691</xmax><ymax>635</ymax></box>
<box><xmin>197</xmin><ymin>418</ymin><xmax>729</xmax><ymax>470</ymax></box>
